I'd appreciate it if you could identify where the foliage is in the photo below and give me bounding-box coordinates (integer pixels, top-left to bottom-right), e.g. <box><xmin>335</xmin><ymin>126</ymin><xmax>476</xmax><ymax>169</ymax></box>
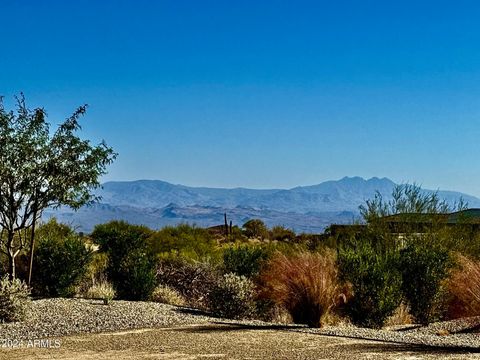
<box><xmin>295</xmin><ymin>233</ymin><xmax>325</xmax><ymax>251</ymax></box>
<box><xmin>0</xmin><ymin>275</ymin><xmax>31</xmax><ymax>322</ymax></box>
<box><xmin>156</xmin><ymin>257</ymin><xmax>219</xmax><ymax>308</ymax></box>
<box><xmin>85</xmin><ymin>281</ymin><xmax>116</xmax><ymax>305</ymax></box>
<box><xmin>118</xmin><ymin>247</ymin><xmax>157</xmax><ymax>301</ymax></box>
<box><xmin>77</xmin><ymin>252</ymin><xmax>109</xmax><ymax>296</ymax></box>
<box><xmin>151</xmin><ymin>285</ymin><xmax>186</xmax><ymax>306</ymax></box>
<box><xmin>242</xmin><ymin>219</ymin><xmax>269</xmax><ymax>240</ymax></box>
<box><xmin>91</xmin><ymin>221</ymin><xmax>155</xmax><ymax>300</ymax></box>
<box><xmin>259</xmin><ymin>251</ymin><xmax>344</xmax><ymax>327</ymax></box>
<box><xmin>148</xmin><ymin>224</ymin><xmax>220</xmax><ymax>262</ymax></box>
<box><xmin>0</xmin><ymin>95</ymin><xmax>116</xmax><ymax>279</ymax></box>
<box><xmin>399</xmin><ymin>238</ymin><xmax>452</xmax><ymax>324</ymax></box>
<box><xmin>206</xmin><ymin>273</ymin><xmax>257</xmax><ymax>319</ymax></box>
<box><xmin>227</xmin><ymin>225</ymin><xmax>247</xmax><ymax>242</ymax></box>
<box><xmin>446</xmin><ymin>254</ymin><xmax>480</xmax><ymax>319</ymax></box>
<box><xmin>338</xmin><ymin>239</ymin><xmax>402</xmax><ymax>328</ymax></box>
<box><xmin>359</xmin><ymin>183</ymin><xmax>464</xmax><ymax>223</ymax></box>
<box><xmin>222</xmin><ymin>244</ymin><xmax>270</xmax><ymax>278</ymax></box>
<box><xmin>33</xmin><ymin>220</ymin><xmax>93</xmax><ymax>297</ymax></box>
<box><xmin>270</xmin><ymin>226</ymin><xmax>296</xmax><ymax>242</ymax></box>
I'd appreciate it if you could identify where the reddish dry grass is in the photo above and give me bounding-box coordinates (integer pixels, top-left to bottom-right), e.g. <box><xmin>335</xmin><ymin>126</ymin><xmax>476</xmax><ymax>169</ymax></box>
<box><xmin>258</xmin><ymin>250</ymin><xmax>346</xmax><ymax>327</ymax></box>
<box><xmin>446</xmin><ymin>254</ymin><xmax>480</xmax><ymax>319</ymax></box>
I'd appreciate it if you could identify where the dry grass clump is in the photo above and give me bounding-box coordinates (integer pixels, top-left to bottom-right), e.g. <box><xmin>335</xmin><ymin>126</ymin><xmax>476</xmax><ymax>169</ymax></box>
<box><xmin>151</xmin><ymin>285</ymin><xmax>186</xmax><ymax>306</ymax></box>
<box><xmin>259</xmin><ymin>251</ymin><xmax>346</xmax><ymax>327</ymax></box>
<box><xmin>385</xmin><ymin>303</ymin><xmax>413</xmax><ymax>326</ymax></box>
<box><xmin>446</xmin><ymin>254</ymin><xmax>480</xmax><ymax>319</ymax></box>
<box><xmin>85</xmin><ymin>281</ymin><xmax>116</xmax><ymax>305</ymax></box>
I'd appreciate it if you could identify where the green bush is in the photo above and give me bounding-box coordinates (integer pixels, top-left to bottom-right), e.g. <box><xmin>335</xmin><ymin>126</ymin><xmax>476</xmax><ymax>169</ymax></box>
<box><xmin>222</xmin><ymin>244</ymin><xmax>270</xmax><ymax>278</ymax></box>
<box><xmin>91</xmin><ymin>221</ymin><xmax>156</xmax><ymax>300</ymax></box>
<box><xmin>33</xmin><ymin>220</ymin><xmax>93</xmax><ymax>297</ymax></box>
<box><xmin>0</xmin><ymin>276</ymin><xmax>31</xmax><ymax>322</ymax></box>
<box><xmin>270</xmin><ymin>226</ymin><xmax>296</xmax><ymax>242</ymax></box>
<box><xmin>118</xmin><ymin>248</ymin><xmax>157</xmax><ymax>300</ymax></box>
<box><xmin>206</xmin><ymin>273</ymin><xmax>256</xmax><ymax>319</ymax></box>
<box><xmin>400</xmin><ymin>239</ymin><xmax>452</xmax><ymax>324</ymax></box>
<box><xmin>242</xmin><ymin>219</ymin><xmax>269</xmax><ymax>240</ymax></box>
<box><xmin>338</xmin><ymin>240</ymin><xmax>402</xmax><ymax>328</ymax></box>
<box><xmin>149</xmin><ymin>224</ymin><xmax>219</xmax><ymax>262</ymax></box>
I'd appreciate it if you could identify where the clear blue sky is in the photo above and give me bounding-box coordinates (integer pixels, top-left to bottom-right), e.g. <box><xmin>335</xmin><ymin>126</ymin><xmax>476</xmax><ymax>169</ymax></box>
<box><xmin>2</xmin><ymin>1</ymin><xmax>480</xmax><ymax>195</ymax></box>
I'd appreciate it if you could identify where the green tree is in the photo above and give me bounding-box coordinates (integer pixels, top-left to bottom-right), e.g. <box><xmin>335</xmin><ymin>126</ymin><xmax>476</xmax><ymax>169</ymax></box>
<box><xmin>359</xmin><ymin>183</ymin><xmax>466</xmax><ymax>223</ymax></box>
<box><xmin>0</xmin><ymin>95</ymin><xmax>116</xmax><ymax>280</ymax></box>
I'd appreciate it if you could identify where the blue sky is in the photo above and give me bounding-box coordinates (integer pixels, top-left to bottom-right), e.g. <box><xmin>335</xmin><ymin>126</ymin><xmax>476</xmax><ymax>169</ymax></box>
<box><xmin>2</xmin><ymin>1</ymin><xmax>480</xmax><ymax>195</ymax></box>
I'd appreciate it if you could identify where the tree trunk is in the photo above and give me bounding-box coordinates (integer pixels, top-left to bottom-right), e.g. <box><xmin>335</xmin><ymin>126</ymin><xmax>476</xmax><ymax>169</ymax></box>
<box><xmin>7</xmin><ymin>252</ymin><xmax>15</xmax><ymax>280</ymax></box>
<box><xmin>27</xmin><ymin>209</ymin><xmax>38</xmax><ymax>286</ymax></box>
<box><xmin>6</xmin><ymin>231</ymin><xmax>16</xmax><ymax>280</ymax></box>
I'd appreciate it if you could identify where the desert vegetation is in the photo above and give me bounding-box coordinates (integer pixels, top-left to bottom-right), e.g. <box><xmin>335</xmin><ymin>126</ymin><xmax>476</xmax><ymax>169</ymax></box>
<box><xmin>0</xmin><ymin>99</ymin><xmax>479</xmax><ymax>334</ymax></box>
<box><xmin>1</xmin><ymin>185</ymin><xmax>479</xmax><ymax>332</ymax></box>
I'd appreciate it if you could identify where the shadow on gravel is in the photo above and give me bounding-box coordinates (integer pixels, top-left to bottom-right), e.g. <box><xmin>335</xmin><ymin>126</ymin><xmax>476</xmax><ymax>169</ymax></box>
<box><xmin>393</xmin><ymin>324</ymin><xmax>424</xmax><ymax>332</ymax></box>
<box><xmin>340</xmin><ymin>342</ymin><xmax>477</xmax><ymax>355</ymax></box>
<box><xmin>172</xmin><ymin>322</ymin><xmax>305</xmax><ymax>333</ymax></box>
<box><xmin>173</xmin><ymin>307</ymin><xmax>213</xmax><ymax>317</ymax></box>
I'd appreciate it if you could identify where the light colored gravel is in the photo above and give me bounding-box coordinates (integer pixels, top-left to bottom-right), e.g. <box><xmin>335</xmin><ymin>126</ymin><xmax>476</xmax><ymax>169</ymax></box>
<box><xmin>1</xmin><ymin>298</ymin><xmax>479</xmax><ymax>352</ymax></box>
<box><xmin>0</xmin><ymin>298</ymin><xmax>213</xmax><ymax>340</ymax></box>
<box><xmin>295</xmin><ymin>319</ymin><xmax>480</xmax><ymax>350</ymax></box>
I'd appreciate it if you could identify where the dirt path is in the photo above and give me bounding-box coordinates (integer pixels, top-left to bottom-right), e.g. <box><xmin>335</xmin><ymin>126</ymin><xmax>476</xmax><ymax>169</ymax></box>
<box><xmin>1</xmin><ymin>323</ymin><xmax>479</xmax><ymax>360</ymax></box>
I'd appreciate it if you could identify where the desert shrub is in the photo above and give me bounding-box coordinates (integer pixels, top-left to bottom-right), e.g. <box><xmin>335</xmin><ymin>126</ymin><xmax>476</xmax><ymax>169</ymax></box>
<box><xmin>206</xmin><ymin>273</ymin><xmax>256</xmax><ymax>319</ymax></box>
<box><xmin>222</xmin><ymin>244</ymin><xmax>270</xmax><ymax>278</ymax></box>
<box><xmin>242</xmin><ymin>219</ymin><xmax>269</xmax><ymax>240</ymax></box>
<box><xmin>259</xmin><ymin>251</ymin><xmax>344</xmax><ymax>327</ymax></box>
<box><xmin>0</xmin><ymin>276</ymin><xmax>31</xmax><ymax>322</ymax></box>
<box><xmin>156</xmin><ymin>257</ymin><xmax>219</xmax><ymax>308</ymax></box>
<box><xmin>446</xmin><ymin>254</ymin><xmax>480</xmax><ymax>319</ymax></box>
<box><xmin>228</xmin><ymin>225</ymin><xmax>248</xmax><ymax>242</ymax></box>
<box><xmin>270</xmin><ymin>226</ymin><xmax>296</xmax><ymax>242</ymax></box>
<box><xmin>151</xmin><ymin>285</ymin><xmax>186</xmax><ymax>306</ymax></box>
<box><xmin>85</xmin><ymin>281</ymin><xmax>116</xmax><ymax>304</ymax></box>
<box><xmin>295</xmin><ymin>233</ymin><xmax>326</xmax><ymax>251</ymax></box>
<box><xmin>148</xmin><ymin>224</ymin><xmax>220</xmax><ymax>262</ymax></box>
<box><xmin>33</xmin><ymin>220</ymin><xmax>93</xmax><ymax>297</ymax></box>
<box><xmin>118</xmin><ymin>248</ymin><xmax>157</xmax><ymax>300</ymax></box>
<box><xmin>338</xmin><ymin>240</ymin><xmax>402</xmax><ymax>328</ymax></box>
<box><xmin>77</xmin><ymin>252</ymin><xmax>109</xmax><ymax>296</ymax></box>
<box><xmin>91</xmin><ymin>221</ymin><xmax>155</xmax><ymax>300</ymax></box>
<box><xmin>399</xmin><ymin>239</ymin><xmax>452</xmax><ymax>324</ymax></box>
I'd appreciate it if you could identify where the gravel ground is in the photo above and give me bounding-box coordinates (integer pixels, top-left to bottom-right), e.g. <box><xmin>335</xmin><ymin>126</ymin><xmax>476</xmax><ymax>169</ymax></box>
<box><xmin>1</xmin><ymin>324</ymin><xmax>479</xmax><ymax>360</ymax></box>
<box><xmin>0</xmin><ymin>298</ymin><xmax>214</xmax><ymax>341</ymax></box>
<box><xmin>0</xmin><ymin>298</ymin><xmax>479</xmax><ymax>353</ymax></box>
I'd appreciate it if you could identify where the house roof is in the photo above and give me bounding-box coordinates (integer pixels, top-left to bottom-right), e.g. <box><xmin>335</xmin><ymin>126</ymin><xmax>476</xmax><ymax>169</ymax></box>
<box><xmin>380</xmin><ymin>209</ymin><xmax>480</xmax><ymax>225</ymax></box>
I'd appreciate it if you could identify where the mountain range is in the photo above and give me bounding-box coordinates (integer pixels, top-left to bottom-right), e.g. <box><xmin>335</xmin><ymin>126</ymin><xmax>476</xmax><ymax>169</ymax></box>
<box><xmin>43</xmin><ymin>177</ymin><xmax>480</xmax><ymax>234</ymax></box>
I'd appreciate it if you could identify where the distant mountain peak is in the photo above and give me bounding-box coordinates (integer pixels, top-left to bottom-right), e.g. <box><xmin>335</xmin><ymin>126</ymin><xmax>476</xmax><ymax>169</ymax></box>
<box><xmin>46</xmin><ymin>177</ymin><xmax>480</xmax><ymax>234</ymax></box>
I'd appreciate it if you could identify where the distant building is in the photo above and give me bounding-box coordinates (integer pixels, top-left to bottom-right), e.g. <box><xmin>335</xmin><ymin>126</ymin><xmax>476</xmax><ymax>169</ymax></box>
<box><xmin>327</xmin><ymin>209</ymin><xmax>480</xmax><ymax>244</ymax></box>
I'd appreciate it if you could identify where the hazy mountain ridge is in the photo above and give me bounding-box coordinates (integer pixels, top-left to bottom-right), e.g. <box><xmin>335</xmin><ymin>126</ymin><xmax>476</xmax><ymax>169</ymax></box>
<box><xmin>44</xmin><ymin>177</ymin><xmax>480</xmax><ymax>233</ymax></box>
